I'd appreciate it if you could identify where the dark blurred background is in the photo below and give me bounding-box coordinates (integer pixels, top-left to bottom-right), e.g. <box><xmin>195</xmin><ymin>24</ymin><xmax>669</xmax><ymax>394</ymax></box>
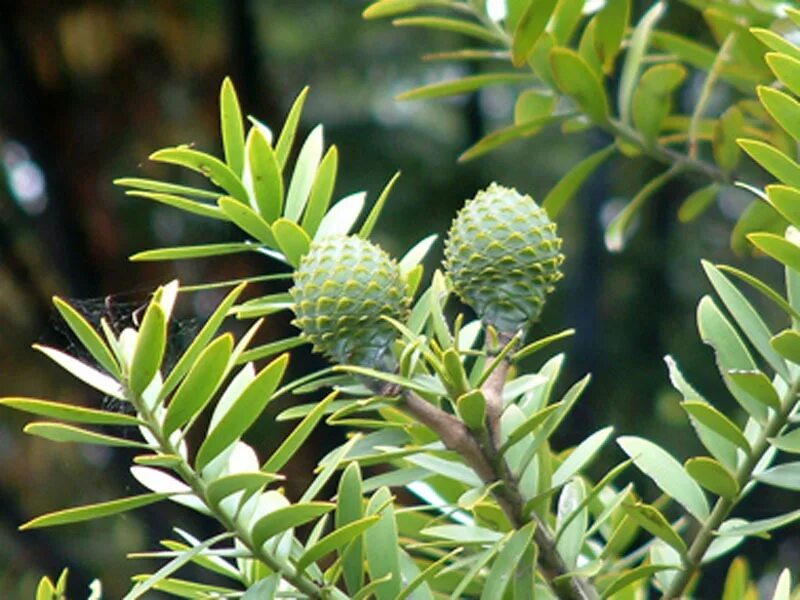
<box><xmin>0</xmin><ymin>1</ymin><xmax>797</xmax><ymax>597</ymax></box>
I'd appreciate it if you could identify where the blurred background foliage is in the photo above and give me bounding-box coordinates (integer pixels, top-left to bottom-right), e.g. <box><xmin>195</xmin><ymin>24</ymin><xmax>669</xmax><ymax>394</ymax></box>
<box><xmin>0</xmin><ymin>1</ymin><xmax>796</xmax><ymax>597</ymax></box>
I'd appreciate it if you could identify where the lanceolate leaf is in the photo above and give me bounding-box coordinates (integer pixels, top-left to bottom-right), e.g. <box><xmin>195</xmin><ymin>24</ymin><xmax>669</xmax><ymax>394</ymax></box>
<box><xmin>771</xmin><ymin>329</ymin><xmax>800</xmax><ymax>364</ymax></box>
<box><xmin>271</xmin><ymin>218</ymin><xmax>311</xmax><ymax>267</ymax></box>
<box><xmin>285</xmin><ymin>125</ymin><xmax>324</xmax><ymax>222</ymax></box>
<box><xmin>250</xmin><ymin>502</ymin><xmax>334</xmax><ymax>548</ymax></box>
<box><xmin>125</xmin><ymin>191</ymin><xmax>226</xmax><ymax>221</ymax></box>
<box><xmin>602</xmin><ymin>564</ymin><xmax>677</xmax><ymax>598</ymax></box>
<box><xmin>459</xmin><ymin>115</ymin><xmax>566</xmax><ymax>162</ymax></box>
<box><xmin>129</xmin><ymin>303</ymin><xmax>167</xmax><ymax>397</ymax></box>
<box><xmin>149</xmin><ymin>148</ymin><xmax>248</xmax><ymax>202</ymax></box>
<box><xmin>338</xmin><ymin>462</ymin><xmax>365</xmax><ymax>595</ymax></box>
<box><xmin>245</xmin><ymin>128</ymin><xmax>283</xmax><ymax>223</ymax></box>
<box><xmin>685</xmin><ymin>457</ymin><xmax>739</xmax><ymax>499</ymax></box>
<box><xmin>24</xmin><ymin>422</ymin><xmax>147</xmax><ymax>448</ymax></box>
<box><xmin>755</xmin><ymin>462</ymin><xmax>800</xmax><ymax>491</ymax></box>
<box><xmin>297</xmin><ymin>515</ymin><xmax>380</xmax><ymax>574</ymax></box>
<box><xmin>594</xmin><ymin>0</ymin><xmax>630</xmax><ymax>72</ymax></box>
<box><xmin>397</xmin><ymin>73</ymin><xmax>533</xmax><ymax>101</ymax></box>
<box><xmin>301</xmin><ymin>146</ymin><xmax>339</xmax><ymax>237</ymax></box>
<box><xmin>618</xmin><ymin>436</ymin><xmax>710</xmax><ymax>521</ymax></box>
<box><xmin>20</xmin><ymin>493</ymin><xmax>170</xmax><ymax>529</ymax></box>
<box><xmin>717</xmin><ymin>508</ymin><xmax>800</xmax><ymax>538</ymax></box>
<box><xmin>220</xmin><ymin>77</ymin><xmax>246</xmax><ymax>176</ymax></box>
<box><xmin>33</xmin><ymin>345</ymin><xmax>124</xmax><ymax>400</ymax></box>
<box><xmin>758</xmin><ymin>86</ymin><xmax>800</xmax><ymax>142</ymax></box>
<box><xmin>359</xmin><ymin>171</ymin><xmax>400</xmax><ymax>239</ymax></box>
<box><xmin>395</xmin><ymin>17</ymin><xmax>501</xmax><ymax>44</ymax></box>
<box><xmin>50</xmin><ymin>298</ymin><xmax>119</xmax><ymax>378</ymax></box>
<box><xmin>218</xmin><ymin>196</ymin><xmax>277</xmax><ymax>246</ymax></box>
<box><xmin>366</xmin><ymin>487</ymin><xmax>402</xmax><ymax>600</ymax></box>
<box><xmin>748</xmin><ymin>232</ymin><xmax>800</xmax><ymax>272</ymax></box>
<box><xmin>622</xmin><ymin>501</ymin><xmax>687</xmax><ymax>555</ymax></box>
<box><xmin>195</xmin><ymin>354</ymin><xmax>289</xmax><ymax>470</ymax></box>
<box><xmin>678</xmin><ymin>183</ymin><xmax>719</xmax><ymax>223</ymax></box>
<box><xmin>362</xmin><ymin>0</ymin><xmax>455</xmax><ymax>19</ymax></box>
<box><xmin>512</xmin><ymin>0</ymin><xmax>559</xmax><ymax>67</ymax></box>
<box><xmin>543</xmin><ymin>145</ymin><xmax>614</xmax><ymax>218</ymax></box>
<box><xmin>275</xmin><ymin>87</ymin><xmax>310</xmax><ymax>169</ymax></box>
<box><xmin>738</xmin><ymin>140</ymin><xmax>800</xmax><ymax>188</ymax></box>
<box><xmin>480</xmin><ymin>522</ymin><xmax>536</xmax><ymax>599</ymax></box>
<box><xmin>0</xmin><ymin>397</ymin><xmax>140</xmax><ymax>426</ymax></box>
<box><xmin>130</xmin><ymin>243</ymin><xmax>263</xmax><ymax>262</ymax></box>
<box><xmin>766</xmin><ymin>52</ymin><xmax>800</xmax><ymax>97</ymax></box>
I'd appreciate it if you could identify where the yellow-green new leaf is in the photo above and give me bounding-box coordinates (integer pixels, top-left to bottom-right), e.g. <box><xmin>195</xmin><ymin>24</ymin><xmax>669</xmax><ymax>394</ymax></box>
<box><xmin>271</xmin><ymin>218</ymin><xmax>311</xmax><ymax>267</ymax></box>
<box><xmin>363</xmin><ymin>0</ymin><xmax>455</xmax><ymax>19</ymax></box>
<box><xmin>771</xmin><ymin>329</ymin><xmax>800</xmax><ymax>364</ymax></box>
<box><xmin>218</xmin><ymin>197</ymin><xmax>277</xmax><ymax>246</ymax></box>
<box><xmin>149</xmin><ymin>148</ymin><xmax>247</xmax><ymax>202</ymax></box>
<box><xmin>125</xmin><ymin>191</ymin><xmax>227</xmax><ymax>221</ymax></box>
<box><xmin>678</xmin><ymin>183</ymin><xmax>719</xmax><ymax>222</ymax></box>
<box><xmin>251</xmin><ymin>502</ymin><xmax>334</xmax><ymax>549</ymax></box>
<box><xmin>738</xmin><ymin>139</ymin><xmax>800</xmax><ymax>188</ymax></box>
<box><xmin>766</xmin><ymin>52</ymin><xmax>800</xmax><ymax>97</ymax></box>
<box><xmin>24</xmin><ymin>422</ymin><xmax>147</xmax><ymax>448</ymax></box>
<box><xmin>129</xmin><ymin>303</ymin><xmax>167</xmax><ymax>397</ymax></box>
<box><xmin>220</xmin><ymin>77</ymin><xmax>245</xmax><ymax>176</ymax></box>
<box><xmin>301</xmin><ymin>146</ymin><xmax>338</xmax><ymax>237</ymax></box>
<box><xmin>713</xmin><ymin>106</ymin><xmax>744</xmax><ymax>172</ymax></box>
<box><xmin>0</xmin><ymin>397</ymin><xmax>140</xmax><ymax>427</ymax></box>
<box><xmin>359</xmin><ymin>171</ymin><xmax>400</xmax><ymax>239</ymax></box>
<box><xmin>766</xmin><ymin>185</ymin><xmax>800</xmax><ymax>229</ymax></box>
<box><xmin>21</xmin><ymin>493</ymin><xmax>170</xmax><ymax>530</ymax></box>
<box><xmin>748</xmin><ymin>232</ymin><xmax>800</xmax><ymax>272</ymax></box>
<box><xmin>195</xmin><ymin>354</ymin><xmax>289</xmax><ymax>470</ymax></box>
<box><xmin>457</xmin><ymin>390</ymin><xmax>486</xmax><ymax>431</ymax></box>
<box><xmin>750</xmin><ymin>29</ymin><xmax>800</xmax><ymax>63</ymax></box>
<box><xmin>246</xmin><ymin>127</ymin><xmax>283</xmax><ymax>223</ymax></box>
<box><xmin>512</xmin><ymin>0</ymin><xmax>559</xmax><ymax>67</ymax></box>
<box><xmin>685</xmin><ymin>457</ymin><xmax>739</xmax><ymax>499</ymax></box>
<box><xmin>395</xmin><ymin>17</ymin><xmax>500</xmax><ymax>44</ymax></box>
<box><xmin>602</xmin><ymin>564</ymin><xmax>677</xmax><ymax>598</ymax></box>
<box><xmin>758</xmin><ymin>86</ymin><xmax>800</xmax><ymax>142</ymax></box>
<box><xmin>162</xmin><ymin>334</ymin><xmax>233</xmax><ymax>436</ymax></box>
<box><xmin>398</xmin><ymin>73</ymin><xmax>532</xmax><ymax>101</ymax></box>
<box><xmin>726</xmin><ymin>370</ymin><xmax>781</xmax><ymax>412</ymax></box>
<box><xmin>53</xmin><ymin>297</ymin><xmax>120</xmax><ymax>378</ymax></box>
<box><xmin>275</xmin><ymin>87</ymin><xmax>309</xmax><ymax>169</ymax></box>
<box><xmin>622</xmin><ymin>501</ymin><xmax>687</xmax><ymax>555</ymax></box>
<box><xmin>130</xmin><ymin>243</ymin><xmax>263</xmax><ymax>262</ymax></box>
<box><xmin>550</xmin><ymin>47</ymin><xmax>609</xmax><ymax>123</ymax></box>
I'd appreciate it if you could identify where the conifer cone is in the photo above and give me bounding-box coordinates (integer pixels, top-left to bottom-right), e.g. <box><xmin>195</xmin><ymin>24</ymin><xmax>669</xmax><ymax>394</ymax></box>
<box><xmin>444</xmin><ymin>183</ymin><xmax>564</xmax><ymax>335</ymax></box>
<box><xmin>290</xmin><ymin>235</ymin><xmax>409</xmax><ymax>370</ymax></box>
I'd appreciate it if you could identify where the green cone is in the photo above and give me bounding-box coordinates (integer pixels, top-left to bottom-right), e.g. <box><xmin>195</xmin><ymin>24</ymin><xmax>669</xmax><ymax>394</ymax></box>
<box><xmin>290</xmin><ymin>235</ymin><xmax>409</xmax><ymax>369</ymax></box>
<box><xmin>444</xmin><ymin>183</ymin><xmax>564</xmax><ymax>335</ymax></box>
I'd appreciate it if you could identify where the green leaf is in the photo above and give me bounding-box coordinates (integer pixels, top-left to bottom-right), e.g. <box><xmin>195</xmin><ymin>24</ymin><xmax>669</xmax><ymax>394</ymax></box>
<box><xmin>301</xmin><ymin>146</ymin><xmax>338</xmax><ymax>237</ymax></box>
<box><xmin>713</xmin><ymin>106</ymin><xmax>744</xmax><ymax>173</ymax></box>
<box><xmin>271</xmin><ymin>218</ymin><xmax>311</xmax><ymax>267</ymax></box>
<box><xmin>395</xmin><ymin>17</ymin><xmax>500</xmax><ymax>44</ymax></box>
<box><xmin>456</xmin><ymin>390</ymin><xmax>486</xmax><ymax>431</ymax></box>
<box><xmin>632</xmin><ymin>63</ymin><xmax>686</xmax><ymax>145</ymax></box>
<box><xmin>149</xmin><ymin>148</ymin><xmax>247</xmax><ymax>202</ymax></box>
<box><xmin>768</xmin><ymin>429</ymin><xmax>800</xmax><ymax>453</ymax></box>
<box><xmin>125</xmin><ymin>190</ymin><xmax>226</xmax><ymax>221</ymax></box>
<box><xmin>772</xmin><ymin>570</ymin><xmax>792</xmax><ymax>600</ymax></box>
<box><xmin>717</xmin><ymin>508</ymin><xmax>800</xmax><ymax>538</ymax></box>
<box><xmin>359</xmin><ymin>171</ymin><xmax>400</xmax><ymax>239</ymax></box>
<box><xmin>34</xmin><ymin>345</ymin><xmax>124</xmax><ymax>399</ymax></box>
<box><xmin>20</xmin><ymin>493</ymin><xmax>170</xmax><ymax>529</ymax></box>
<box><xmin>678</xmin><ymin>183</ymin><xmax>719</xmax><ymax>223</ymax></box>
<box><xmin>556</xmin><ymin>479</ymin><xmax>587</xmax><ymax>568</ymax></box>
<box><xmin>338</xmin><ymin>462</ymin><xmax>365</xmax><ymax>595</ymax></box>
<box><xmin>58</xmin><ymin>296</ymin><xmax>120</xmax><ymax>375</ymax></box>
<box><xmin>514</xmin><ymin>90</ymin><xmax>557</xmax><ymax>125</ymax></box>
<box><xmin>195</xmin><ymin>354</ymin><xmax>289</xmax><ymax>470</ymax></box>
<box><xmin>275</xmin><ymin>87</ymin><xmax>309</xmax><ymax>169</ymax></box>
<box><xmin>758</xmin><ymin>86</ymin><xmax>800</xmax><ymax>142</ymax></box>
<box><xmin>206</xmin><ymin>472</ymin><xmax>282</xmax><ymax>507</ymax></box>
<box><xmin>552</xmin><ymin>426</ymin><xmax>614</xmax><ymax>487</ymax></box>
<box><xmin>702</xmin><ymin>260</ymin><xmax>788</xmax><ymax>380</ymax></box>
<box><xmin>129</xmin><ymin>303</ymin><xmax>167</xmax><ymax>397</ymax></box>
<box><xmin>160</xmin><ymin>283</ymin><xmax>245</xmax><ymax>400</ymax></box>
<box><xmin>738</xmin><ymin>139</ymin><xmax>800</xmax><ymax>188</ymax></box>
<box><xmin>749</xmin><ymin>232</ymin><xmax>800</xmax><ymax>272</ymax></box>
<box><xmin>543</xmin><ymin>145</ymin><xmax>614</xmax><ymax>218</ymax></box>
<box><xmin>601</xmin><ymin>564</ymin><xmax>677</xmax><ymax>598</ymax></box>
<box><xmin>404</xmin><ymin>453</ymin><xmax>482</xmax><ymax>487</ymax></box>
<box><xmin>114</xmin><ymin>177</ymin><xmax>221</xmax><ymax>200</ymax></box>
<box><xmin>251</xmin><ymin>502</ymin><xmax>334</xmax><ymax>548</ymax></box>
<box><xmin>236</xmin><ymin>336</ymin><xmax>305</xmax><ymax>364</ymax></box>
<box><xmin>771</xmin><ymin>329</ymin><xmax>800</xmax><ymax>364</ymax></box>
<box><xmin>549</xmin><ymin>47</ymin><xmax>609</xmax><ymax>122</ymax></box>
<box><xmin>766</xmin><ymin>52</ymin><xmax>800</xmax><ymax>96</ymax></box>
<box><xmin>314</xmin><ymin>192</ymin><xmax>366</xmax><ymax>240</ymax></box>
<box><xmin>397</xmin><ymin>73</ymin><xmax>533</xmax><ymax>101</ymax></box>
<box><xmin>422</xmin><ymin>524</ymin><xmax>503</xmax><ymax>544</ymax></box>
<box><xmin>750</xmin><ymin>29</ymin><xmax>800</xmax><ymax>62</ymax></box>
<box><xmin>500</xmin><ymin>402</ymin><xmax>563</xmax><ymax>455</ymax></box>
<box><xmin>24</xmin><ymin>422</ymin><xmax>147</xmax><ymax>448</ymax></box>
<box><xmin>262</xmin><ymin>392</ymin><xmax>336</xmax><ymax>473</ymax></box>
<box><xmin>755</xmin><ymin>462</ymin><xmax>800</xmax><ymax>491</ymax></box>
<box><xmin>220</xmin><ymin>77</ymin><xmax>245</xmax><ymax>176</ymax></box>
<box><xmin>594</xmin><ymin>0</ymin><xmax>630</xmax><ymax>72</ymax></box>
<box><xmin>726</xmin><ymin>370</ymin><xmax>781</xmax><ymax>412</ymax></box>
<box><xmin>130</xmin><ymin>242</ymin><xmax>262</xmax><ymax>262</ymax></box>
<box><xmin>459</xmin><ymin>116</ymin><xmax>565</xmax><ymax>162</ymax></box>
<box><xmin>722</xmin><ymin>557</ymin><xmax>751</xmax><ymax>600</ymax></box>
<box><xmin>480</xmin><ymin>523</ymin><xmax>536</xmax><ymax>599</ymax></box>
<box><xmin>716</xmin><ymin>263</ymin><xmax>800</xmax><ymax>322</ymax></box>
<box><xmin>285</xmin><ymin>125</ymin><xmax>324</xmax><ymax>222</ymax></box>
<box><xmin>0</xmin><ymin>397</ymin><xmax>140</xmax><ymax>426</ymax></box>
<box><xmin>697</xmin><ymin>296</ymin><xmax>768</xmax><ymax>423</ymax></box>
<box><xmin>218</xmin><ymin>196</ymin><xmax>277</xmax><ymax>246</ymax></box>
<box><xmin>363</xmin><ymin>1</ymin><xmax>455</xmax><ymax>19</ymax></box>
<box><xmin>767</xmin><ymin>185</ymin><xmax>800</xmax><ymax>229</ymax></box>
<box><xmin>297</xmin><ymin>515</ymin><xmax>379</xmax><ymax>574</ymax></box>
<box><xmin>618</xmin><ymin>436</ymin><xmax>710</xmax><ymax>521</ymax></box>
<box><xmin>512</xmin><ymin>0</ymin><xmax>559</xmax><ymax>67</ymax></box>
<box><xmin>622</xmin><ymin>501</ymin><xmax>687</xmax><ymax>554</ymax></box>
<box><xmin>366</xmin><ymin>487</ymin><xmax>402</xmax><ymax>600</ymax></box>
<box><xmin>245</xmin><ymin>127</ymin><xmax>283</xmax><ymax>223</ymax></box>
<box><xmin>685</xmin><ymin>457</ymin><xmax>739</xmax><ymax>499</ymax></box>
<box><xmin>162</xmin><ymin>335</ymin><xmax>233</xmax><ymax>436</ymax></box>
<box><xmin>617</xmin><ymin>1</ymin><xmax>666</xmax><ymax>125</ymax></box>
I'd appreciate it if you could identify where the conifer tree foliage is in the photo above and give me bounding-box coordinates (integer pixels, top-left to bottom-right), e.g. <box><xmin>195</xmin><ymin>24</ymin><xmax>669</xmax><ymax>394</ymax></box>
<box><xmin>8</xmin><ymin>2</ymin><xmax>800</xmax><ymax>599</ymax></box>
